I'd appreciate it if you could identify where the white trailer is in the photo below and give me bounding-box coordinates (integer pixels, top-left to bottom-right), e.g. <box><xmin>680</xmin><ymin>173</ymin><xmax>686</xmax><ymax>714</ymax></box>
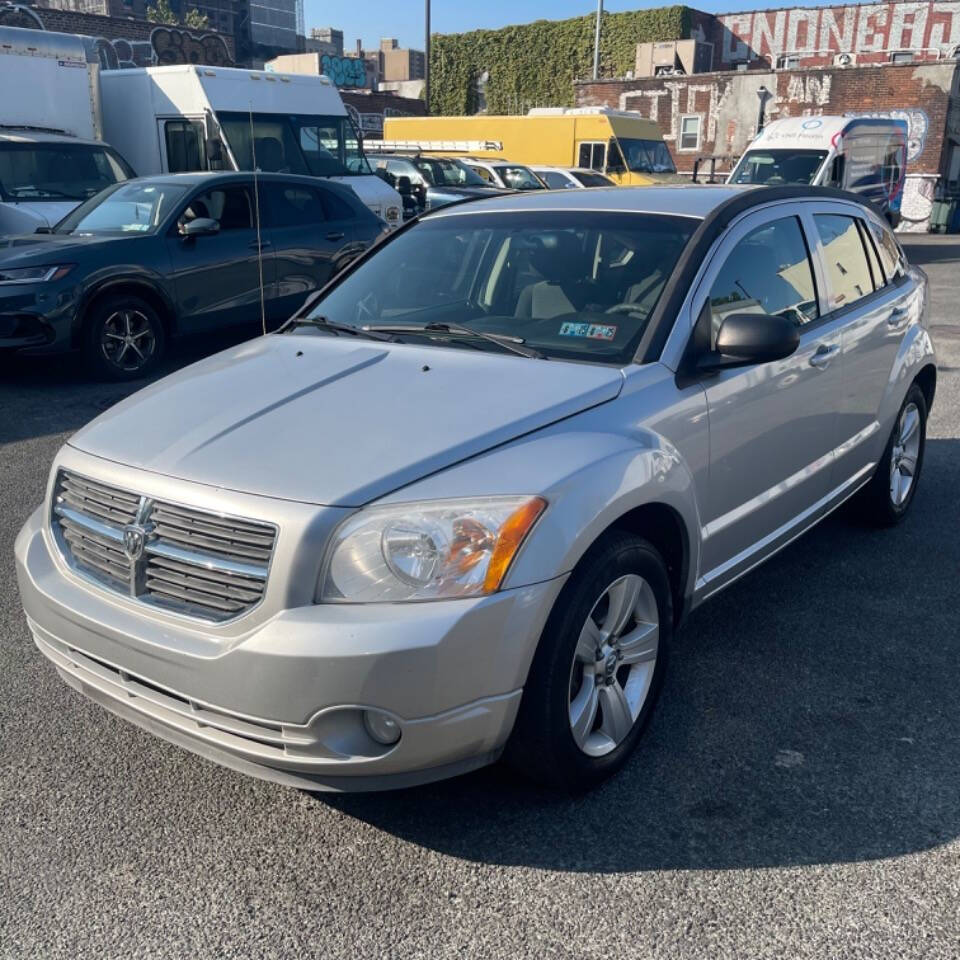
<box><xmin>100</xmin><ymin>65</ymin><xmax>403</xmax><ymax>227</ymax></box>
<box><xmin>0</xmin><ymin>27</ymin><xmax>134</xmax><ymax>234</ymax></box>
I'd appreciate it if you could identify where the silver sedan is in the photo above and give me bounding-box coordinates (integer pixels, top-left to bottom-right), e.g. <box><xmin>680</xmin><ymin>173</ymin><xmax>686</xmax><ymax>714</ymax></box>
<box><xmin>15</xmin><ymin>185</ymin><xmax>935</xmax><ymax>791</ymax></box>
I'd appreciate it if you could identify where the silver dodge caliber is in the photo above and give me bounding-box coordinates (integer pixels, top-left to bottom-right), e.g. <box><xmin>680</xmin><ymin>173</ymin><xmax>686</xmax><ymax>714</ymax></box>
<box><xmin>15</xmin><ymin>186</ymin><xmax>936</xmax><ymax>791</ymax></box>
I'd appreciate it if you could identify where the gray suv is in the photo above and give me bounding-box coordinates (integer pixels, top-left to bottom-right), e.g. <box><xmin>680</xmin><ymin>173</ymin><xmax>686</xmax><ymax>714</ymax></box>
<box><xmin>15</xmin><ymin>185</ymin><xmax>935</xmax><ymax>792</ymax></box>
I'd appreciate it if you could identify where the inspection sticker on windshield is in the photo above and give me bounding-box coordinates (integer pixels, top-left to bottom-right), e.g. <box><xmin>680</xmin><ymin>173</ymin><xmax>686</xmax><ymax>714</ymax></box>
<box><xmin>558</xmin><ymin>322</ymin><xmax>617</xmax><ymax>341</ymax></box>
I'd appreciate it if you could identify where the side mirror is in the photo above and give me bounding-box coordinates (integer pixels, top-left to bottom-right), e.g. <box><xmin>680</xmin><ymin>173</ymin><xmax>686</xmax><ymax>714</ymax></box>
<box><xmin>179</xmin><ymin>217</ymin><xmax>220</xmax><ymax>238</ymax></box>
<box><xmin>206</xmin><ymin>137</ymin><xmax>224</xmax><ymax>171</ymax></box>
<box><xmin>700</xmin><ymin>312</ymin><xmax>800</xmax><ymax>370</ymax></box>
<box><xmin>395</xmin><ymin>175</ymin><xmax>413</xmax><ymax>197</ymax></box>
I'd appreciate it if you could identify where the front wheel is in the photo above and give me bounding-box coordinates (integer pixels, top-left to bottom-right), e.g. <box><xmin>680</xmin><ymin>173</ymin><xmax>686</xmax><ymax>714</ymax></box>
<box><xmin>83</xmin><ymin>294</ymin><xmax>165</xmax><ymax>381</ymax></box>
<box><xmin>505</xmin><ymin>531</ymin><xmax>672</xmax><ymax>790</ymax></box>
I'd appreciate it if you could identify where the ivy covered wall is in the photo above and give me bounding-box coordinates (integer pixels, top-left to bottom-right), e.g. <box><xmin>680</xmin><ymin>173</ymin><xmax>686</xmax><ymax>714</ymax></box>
<box><xmin>429</xmin><ymin>6</ymin><xmax>692</xmax><ymax>116</ymax></box>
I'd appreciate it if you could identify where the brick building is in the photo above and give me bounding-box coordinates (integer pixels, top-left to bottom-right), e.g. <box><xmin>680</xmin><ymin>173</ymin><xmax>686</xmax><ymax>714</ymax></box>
<box><xmin>574</xmin><ymin>2</ymin><xmax>960</xmax><ymax>230</ymax></box>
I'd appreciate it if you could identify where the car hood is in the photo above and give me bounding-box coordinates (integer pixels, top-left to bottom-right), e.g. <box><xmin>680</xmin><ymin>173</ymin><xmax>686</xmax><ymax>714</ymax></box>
<box><xmin>430</xmin><ymin>185</ymin><xmax>503</xmax><ymax>199</ymax></box>
<box><xmin>0</xmin><ymin>232</ymin><xmax>134</xmax><ymax>266</ymax></box>
<box><xmin>0</xmin><ymin>199</ymin><xmax>79</xmax><ymax>231</ymax></box>
<box><xmin>69</xmin><ymin>334</ymin><xmax>624</xmax><ymax>506</ymax></box>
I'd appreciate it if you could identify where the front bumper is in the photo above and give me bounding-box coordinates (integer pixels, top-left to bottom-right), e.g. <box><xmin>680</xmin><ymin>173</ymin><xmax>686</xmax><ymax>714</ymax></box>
<box><xmin>16</xmin><ymin>505</ymin><xmax>566</xmax><ymax>791</ymax></box>
<box><xmin>0</xmin><ymin>281</ymin><xmax>77</xmax><ymax>352</ymax></box>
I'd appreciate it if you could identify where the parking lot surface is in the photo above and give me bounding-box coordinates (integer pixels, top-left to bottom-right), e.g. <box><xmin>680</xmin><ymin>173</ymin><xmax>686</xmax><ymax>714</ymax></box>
<box><xmin>1</xmin><ymin>239</ymin><xmax>958</xmax><ymax>959</ymax></box>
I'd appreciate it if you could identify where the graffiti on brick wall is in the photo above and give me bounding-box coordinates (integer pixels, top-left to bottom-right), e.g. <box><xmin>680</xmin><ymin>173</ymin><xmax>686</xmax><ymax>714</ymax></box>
<box><xmin>94</xmin><ymin>28</ymin><xmax>232</xmax><ymax>70</ymax></box>
<box><xmin>718</xmin><ymin>3</ymin><xmax>960</xmax><ymax>63</ymax></box>
<box><xmin>845</xmin><ymin>108</ymin><xmax>929</xmax><ymax>160</ymax></box>
<box><xmin>321</xmin><ymin>54</ymin><xmax>368</xmax><ymax>88</ymax></box>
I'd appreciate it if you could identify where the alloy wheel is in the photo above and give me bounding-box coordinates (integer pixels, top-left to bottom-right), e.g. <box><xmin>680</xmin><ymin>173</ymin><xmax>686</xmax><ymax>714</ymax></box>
<box><xmin>567</xmin><ymin>573</ymin><xmax>660</xmax><ymax>757</ymax></box>
<box><xmin>101</xmin><ymin>309</ymin><xmax>157</xmax><ymax>374</ymax></box>
<box><xmin>889</xmin><ymin>402</ymin><xmax>921</xmax><ymax>507</ymax></box>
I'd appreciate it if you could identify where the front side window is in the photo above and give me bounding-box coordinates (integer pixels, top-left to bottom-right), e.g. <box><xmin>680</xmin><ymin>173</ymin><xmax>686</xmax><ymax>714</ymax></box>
<box><xmin>217</xmin><ymin>112</ymin><xmax>372</xmax><ymax>178</ymax></box>
<box><xmin>56</xmin><ymin>181</ymin><xmax>187</xmax><ymax>235</ymax></box>
<box><xmin>0</xmin><ymin>143</ymin><xmax>133</xmax><ymax>203</ymax></box>
<box><xmin>615</xmin><ymin>138</ymin><xmax>676</xmax><ymax>174</ymax></box>
<box><xmin>730</xmin><ymin>149</ymin><xmax>828</xmax><ymax>186</ymax></box>
<box><xmin>814</xmin><ymin>214</ymin><xmax>876</xmax><ymax>310</ymax></box>
<box><xmin>709</xmin><ymin>217</ymin><xmax>819</xmax><ymax>333</ymax></box>
<box><xmin>414</xmin><ymin>157</ymin><xmax>489</xmax><ymax>187</ymax></box>
<box><xmin>494</xmin><ymin>166</ymin><xmax>545</xmax><ymax>190</ymax></box>
<box><xmin>179</xmin><ymin>186</ymin><xmax>253</xmax><ymax>231</ymax></box>
<box><xmin>468</xmin><ymin>164</ymin><xmax>494</xmax><ymax>183</ymax></box>
<box><xmin>298</xmin><ymin>210</ymin><xmax>696</xmax><ymax>365</ymax></box>
<box><xmin>165</xmin><ymin>120</ymin><xmax>206</xmax><ymax>173</ymax></box>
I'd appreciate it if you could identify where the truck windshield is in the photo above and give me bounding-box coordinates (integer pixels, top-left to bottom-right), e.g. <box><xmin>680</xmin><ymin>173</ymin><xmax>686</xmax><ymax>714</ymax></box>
<box><xmin>414</xmin><ymin>157</ymin><xmax>489</xmax><ymax>187</ymax></box>
<box><xmin>299</xmin><ymin>210</ymin><xmax>696</xmax><ymax>366</ymax></box>
<box><xmin>0</xmin><ymin>143</ymin><xmax>134</xmax><ymax>203</ymax></box>
<box><xmin>217</xmin><ymin>112</ymin><xmax>372</xmax><ymax>177</ymax></box>
<box><xmin>730</xmin><ymin>149</ymin><xmax>828</xmax><ymax>185</ymax></box>
<box><xmin>55</xmin><ymin>182</ymin><xmax>188</xmax><ymax>235</ymax></box>
<box><xmin>615</xmin><ymin>139</ymin><xmax>676</xmax><ymax>174</ymax></box>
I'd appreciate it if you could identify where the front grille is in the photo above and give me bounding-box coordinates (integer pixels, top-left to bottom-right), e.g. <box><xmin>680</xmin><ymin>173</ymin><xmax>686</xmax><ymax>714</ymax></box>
<box><xmin>52</xmin><ymin>470</ymin><xmax>277</xmax><ymax>622</ymax></box>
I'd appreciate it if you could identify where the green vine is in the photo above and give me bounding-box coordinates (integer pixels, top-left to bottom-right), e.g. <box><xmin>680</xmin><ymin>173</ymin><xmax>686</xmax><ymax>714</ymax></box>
<box><xmin>429</xmin><ymin>6</ymin><xmax>691</xmax><ymax>115</ymax></box>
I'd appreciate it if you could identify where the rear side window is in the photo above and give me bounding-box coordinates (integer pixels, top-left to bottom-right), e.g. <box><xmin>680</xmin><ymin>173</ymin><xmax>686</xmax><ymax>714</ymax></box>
<box><xmin>268</xmin><ymin>184</ymin><xmax>326</xmax><ymax>227</ymax></box>
<box><xmin>815</xmin><ymin>214</ymin><xmax>876</xmax><ymax>310</ymax></box>
<box><xmin>321</xmin><ymin>189</ymin><xmax>357</xmax><ymax>221</ymax></box>
<box><xmin>541</xmin><ymin>171</ymin><xmax>574</xmax><ymax>189</ymax></box>
<box><xmin>709</xmin><ymin>216</ymin><xmax>819</xmax><ymax>331</ymax></box>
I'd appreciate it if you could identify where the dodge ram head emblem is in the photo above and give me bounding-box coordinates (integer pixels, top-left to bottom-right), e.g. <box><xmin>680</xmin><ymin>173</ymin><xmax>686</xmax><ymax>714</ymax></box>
<box><xmin>122</xmin><ymin>525</ymin><xmax>146</xmax><ymax>562</ymax></box>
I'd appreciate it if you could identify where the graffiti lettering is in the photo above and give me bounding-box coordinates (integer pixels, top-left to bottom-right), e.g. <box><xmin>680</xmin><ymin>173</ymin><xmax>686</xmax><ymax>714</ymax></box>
<box><xmin>321</xmin><ymin>54</ymin><xmax>368</xmax><ymax>88</ymax></box>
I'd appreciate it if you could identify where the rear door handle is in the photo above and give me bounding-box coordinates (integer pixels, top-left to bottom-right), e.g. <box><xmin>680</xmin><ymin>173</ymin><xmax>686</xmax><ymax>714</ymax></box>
<box><xmin>809</xmin><ymin>344</ymin><xmax>840</xmax><ymax>369</ymax></box>
<box><xmin>326</xmin><ymin>231</ymin><xmax>345</xmax><ymax>242</ymax></box>
<box><xmin>887</xmin><ymin>306</ymin><xmax>908</xmax><ymax>326</ymax></box>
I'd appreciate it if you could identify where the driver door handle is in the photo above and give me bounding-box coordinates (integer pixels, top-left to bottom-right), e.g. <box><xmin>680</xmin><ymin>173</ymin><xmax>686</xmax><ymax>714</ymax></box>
<box><xmin>809</xmin><ymin>344</ymin><xmax>840</xmax><ymax>369</ymax></box>
<box><xmin>326</xmin><ymin>231</ymin><xmax>345</xmax><ymax>242</ymax></box>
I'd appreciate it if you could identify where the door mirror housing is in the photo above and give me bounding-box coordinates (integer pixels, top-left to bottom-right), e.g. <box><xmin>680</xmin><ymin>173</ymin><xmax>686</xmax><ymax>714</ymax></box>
<box><xmin>394</xmin><ymin>175</ymin><xmax>413</xmax><ymax>197</ymax></box>
<box><xmin>179</xmin><ymin>217</ymin><xmax>220</xmax><ymax>238</ymax></box>
<box><xmin>699</xmin><ymin>312</ymin><xmax>800</xmax><ymax>371</ymax></box>
<box><xmin>206</xmin><ymin>137</ymin><xmax>224</xmax><ymax>171</ymax></box>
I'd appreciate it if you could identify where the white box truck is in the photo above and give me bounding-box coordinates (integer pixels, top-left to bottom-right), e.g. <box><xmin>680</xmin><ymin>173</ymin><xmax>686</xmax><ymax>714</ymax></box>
<box><xmin>0</xmin><ymin>26</ymin><xmax>135</xmax><ymax>234</ymax></box>
<box><xmin>100</xmin><ymin>65</ymin><xmax>403</xmax><ymax>227</ymax></box>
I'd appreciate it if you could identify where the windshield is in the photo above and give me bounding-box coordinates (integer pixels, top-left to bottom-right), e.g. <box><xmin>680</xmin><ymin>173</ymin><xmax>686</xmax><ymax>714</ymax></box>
<box><xmin>55</xmin><ymin>181</ymin><xmax>188</xmax><ymax>235</ymax></box>
<box><xmin>615</xmin><ymin>138</ymin><xmax>676</xmax><ymax>175</ymax></box>
<box><xmin>730</xmin><ymin>149</ymin><xmax>828</xmax><ymax>185</ymax></box>
<box><xmin>572</xmin><ymin>170</ymin><xmax>615</xmax><ymax>187</ymax></box>
<box><xmin>494</xmin><ymin>165</ymin><xmax>545</xmax><ymax>190</ymax></box>
<box><xmin>0</xmin><ymin>143</ymin><xmax>133</xmax><ymax>202</ymax></box>
<box><xmin>217</xmin><ymin>112</ymin><xmax>372</xmax><ymax>177</ymax></box>
<box><xmin>414</xmin><ymin>157</ymin><xmax>489</xmax><ymax>187</ymax></box>
<box><xmin>299</xmin><ymin>210</ymin><xmax>695</xmax><ymax>364</ymax></box>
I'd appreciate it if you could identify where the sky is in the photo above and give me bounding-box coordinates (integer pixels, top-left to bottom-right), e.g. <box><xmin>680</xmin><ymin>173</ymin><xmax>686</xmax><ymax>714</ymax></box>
<box><xmin>305</xmin><ymin>0</ymin><xmax>846</xmax><ymax>52</ymax></box>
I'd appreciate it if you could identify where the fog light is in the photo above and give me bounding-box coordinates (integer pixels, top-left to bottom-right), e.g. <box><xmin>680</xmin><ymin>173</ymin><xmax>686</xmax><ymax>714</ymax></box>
<box><xmin>363</xmin><ymin>710</ymin><xmax>401</xmax><ymax>745</ymax></box>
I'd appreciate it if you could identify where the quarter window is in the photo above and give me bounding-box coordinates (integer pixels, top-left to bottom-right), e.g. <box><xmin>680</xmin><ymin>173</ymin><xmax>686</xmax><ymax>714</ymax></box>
<box><xmin>679</xmin><ymin>116</ymin><xmax>701</xmax><ymax>152</ymax></box>
<box><xmin>709</xmin><ymin>217</ymin><xmax>819</xmax><ymax>335</ymax></box>
<box><xmin>857</xmin><ymin>219</ymin><xmax>885</xmax><ymax>289</ymax></box>
<box><xmin>814</xmin><ymin>214</ymin><xmax>876</xmax><ymax>310</ymax></box>
<box><xmin>870</xmin><ymin>220</ymin><xmax>905</xmax><ymax>281</ymax></box>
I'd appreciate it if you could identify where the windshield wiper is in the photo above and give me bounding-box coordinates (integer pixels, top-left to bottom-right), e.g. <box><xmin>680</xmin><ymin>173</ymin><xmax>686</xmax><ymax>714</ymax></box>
<box><xmin>283</xmin><ymin>315</ymin><xmax>400</xmax><ymax>342</ymax></box>
<box><xmin>11</xmin><ymin>188</ymin><xmax>84</xmax><ymax>200</ymax></box>
<box><xmin>362</xmin><ymin>321</ymin><xmax>546</xmax><ymax>359</ymax></box>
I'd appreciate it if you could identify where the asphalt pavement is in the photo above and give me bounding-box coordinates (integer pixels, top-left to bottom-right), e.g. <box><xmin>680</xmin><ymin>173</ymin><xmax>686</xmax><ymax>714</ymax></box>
<box><xmin>1</xmin><ymin>240</ymin><xmax>958</xmax><ymax>959</ymax></box>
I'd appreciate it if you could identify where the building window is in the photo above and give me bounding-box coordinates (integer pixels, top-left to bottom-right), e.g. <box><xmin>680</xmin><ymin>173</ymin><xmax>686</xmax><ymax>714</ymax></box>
<box><xmin>776</xmin><ymin>54</ymin><xmax>801</xmax><ymax>69</ymax></box>
<box><xmin>679</xmin><ymin>115</ymin><xmax>701</xmax><ymax>152</ymax></box>
<box><xmin>890</xmin><ymin>50</ymin><xmax>914</xmax><ymax>64</ymax></box>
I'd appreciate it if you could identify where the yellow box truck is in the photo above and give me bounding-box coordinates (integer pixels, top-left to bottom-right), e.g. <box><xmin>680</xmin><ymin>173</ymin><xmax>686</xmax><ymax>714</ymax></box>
<box><xmin>381</xmin><ymin>108</ymin><xmax>678</xmax><ymax>186</ymax></box>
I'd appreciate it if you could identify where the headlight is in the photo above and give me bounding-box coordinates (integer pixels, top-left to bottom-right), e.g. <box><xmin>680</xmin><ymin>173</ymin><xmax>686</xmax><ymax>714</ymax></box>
<box><xmin>0</xmin><ymin>264</ymin><xmax>73</xmax><ymax>284</ymax></box>
<box><xmin>319</xmin><ymin>496</ymin><xmax>546</xmax><ymax>603</ymax></box>
<box><xmin>384</xmin><ymin>205</ymin><xmax>402</xmax><ymax>223</ymax></box>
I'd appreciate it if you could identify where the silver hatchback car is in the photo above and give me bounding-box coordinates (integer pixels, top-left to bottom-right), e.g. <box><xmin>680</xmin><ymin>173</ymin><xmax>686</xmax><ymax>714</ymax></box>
<box><xmin>16</xmin><ymin>185</ymin><xmax>935</xmax><ymax>791</ymax></box>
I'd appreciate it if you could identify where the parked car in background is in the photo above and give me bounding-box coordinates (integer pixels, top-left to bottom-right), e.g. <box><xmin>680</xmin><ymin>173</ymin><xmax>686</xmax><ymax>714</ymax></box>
<box><xmin>0</xmin><ymin>27</ymin><xmax>136</xmax><ymax>235</ymax></box>
<box><xmin>531</xmin><ymin>166</ymin><xmax>616</xmax><ymax>189</ymax></box>
<box><xmin>0</xmin><ymin>171</ymin><xmax>385</xmax><ymax>379</ymax></box>
<box><xmin>728</xmin><ymin>116</ymin><xmax>908</xmax><ymax>226</ymax></box>
<box><xmin>366</xmin><ymin>150</ymin><xmax>504</xmax><ymax>217</ymax></box>
<box><xmin>462</xmin><ymin>158</ymin><xmax>546</xmax><ymax>190</ymax></box>
<box><xmin>15</xmin><ymin>184</ymin><xmax>935</xmax><ymax>794</ymax></box>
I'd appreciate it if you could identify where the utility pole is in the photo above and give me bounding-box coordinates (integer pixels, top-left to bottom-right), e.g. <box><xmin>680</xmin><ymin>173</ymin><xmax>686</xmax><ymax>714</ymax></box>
<box><xmin>424</xmin><ymin>0</ymin><xmax>431</xmax><ymax>112</ymax></box>
<box><xmin>592</xmin><ymin>0</ymin><xmax>603</xmax><ymax>80</ymax></box>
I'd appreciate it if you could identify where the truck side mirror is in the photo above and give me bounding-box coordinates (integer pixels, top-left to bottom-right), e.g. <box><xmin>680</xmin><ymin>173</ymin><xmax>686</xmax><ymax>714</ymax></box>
<box><xmin>395</xmin><ymin>175</ymin><xmax>413</xmax><ymax>197</ymax></box>
<box><xmin>206</xmin><ymin>137</ymin><xmax>224</xmax><ymax>171</ymax></box>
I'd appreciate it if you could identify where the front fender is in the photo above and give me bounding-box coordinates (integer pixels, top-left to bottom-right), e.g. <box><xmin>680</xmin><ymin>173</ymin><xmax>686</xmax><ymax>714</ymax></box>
<box><xmin>74</xmin><ymin>268</ymin><xmax>176</xmax><ymax>341</ymax></box>
<box><xmin>379</xmin><ymin>427</ymin><xmax>703</xmax><ymax>602</ymax></box>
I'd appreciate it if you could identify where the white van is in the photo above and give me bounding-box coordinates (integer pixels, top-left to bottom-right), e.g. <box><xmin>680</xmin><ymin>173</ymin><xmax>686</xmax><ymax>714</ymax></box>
<box><xmin>100</xmin><ymin>65</ymin><xmax>403</xmax><ymax>227</ymax></box>
<box><xmin>0</xmin><ymin>27</ymin><xmax>134</xmax><ymax>235</ymax></box>
<box><xmin>728</xmin><ymin>116</ymin><xmax>908</xmax><ymax>226</ymax></box>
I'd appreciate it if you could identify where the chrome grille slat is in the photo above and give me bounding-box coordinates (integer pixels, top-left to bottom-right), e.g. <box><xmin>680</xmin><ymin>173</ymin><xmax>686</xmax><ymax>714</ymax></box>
<box><xmin>51</xmin><ymin>470</ymin><xmax>277</xmax><ymax>622</ymax></box>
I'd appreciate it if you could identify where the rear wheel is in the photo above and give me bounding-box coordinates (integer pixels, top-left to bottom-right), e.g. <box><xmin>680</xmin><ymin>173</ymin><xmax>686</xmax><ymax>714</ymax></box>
<box><xmin>505</xmin><ymin>531</ymin><xmax>672</xmax><ymax>790</ymax></box>
<box><xmin>856</xmin><ymin>383</ymin><xmax>927</xmax><ymax>525</ymax></box>
<box><xmin>83</xmin><ymin>293</ymin><xmax>165</xmax><ymax>381</ymax></box>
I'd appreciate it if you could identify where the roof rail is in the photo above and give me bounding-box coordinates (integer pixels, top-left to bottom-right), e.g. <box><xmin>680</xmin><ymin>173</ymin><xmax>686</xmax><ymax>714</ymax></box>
<box><xmin>365</xmin><ymin>139</ymin><xmax>503</xmax><ymax>153</ymax></box>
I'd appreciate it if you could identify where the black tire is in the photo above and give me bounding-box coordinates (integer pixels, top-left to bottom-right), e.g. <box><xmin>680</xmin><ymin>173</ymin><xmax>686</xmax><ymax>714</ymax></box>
<box><xmin>855</xmin><ymin>383</ymin><xmax>927</xmax><ymax>526</ymax></box>
<box><xmin>504</xmin><ymin>531</ymin><xmax>673</xmax><ymax>790</ymax></box>
<box><xmin>83</xmin><ymin>293</ymin><xmax>166</xmax><ymax>381</ymax></box>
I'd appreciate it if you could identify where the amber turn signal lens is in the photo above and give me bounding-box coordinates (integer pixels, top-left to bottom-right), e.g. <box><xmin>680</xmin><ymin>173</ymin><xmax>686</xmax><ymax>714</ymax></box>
<box><xmin>483</xmin><ymin>497</ymin><xmax>547</xmax><ymax>593</ymax></box>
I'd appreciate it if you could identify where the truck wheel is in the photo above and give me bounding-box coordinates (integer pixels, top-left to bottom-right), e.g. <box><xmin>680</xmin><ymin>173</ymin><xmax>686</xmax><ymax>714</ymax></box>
<box><xmin>83</xmin><ymin>294</ymin><xmax>165</xmax><ymax>381</ymax></box>
<box><xmin>504</xmin><ymin>531</ymin><xmax>672</xmax><ymax>790</ymax></box>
